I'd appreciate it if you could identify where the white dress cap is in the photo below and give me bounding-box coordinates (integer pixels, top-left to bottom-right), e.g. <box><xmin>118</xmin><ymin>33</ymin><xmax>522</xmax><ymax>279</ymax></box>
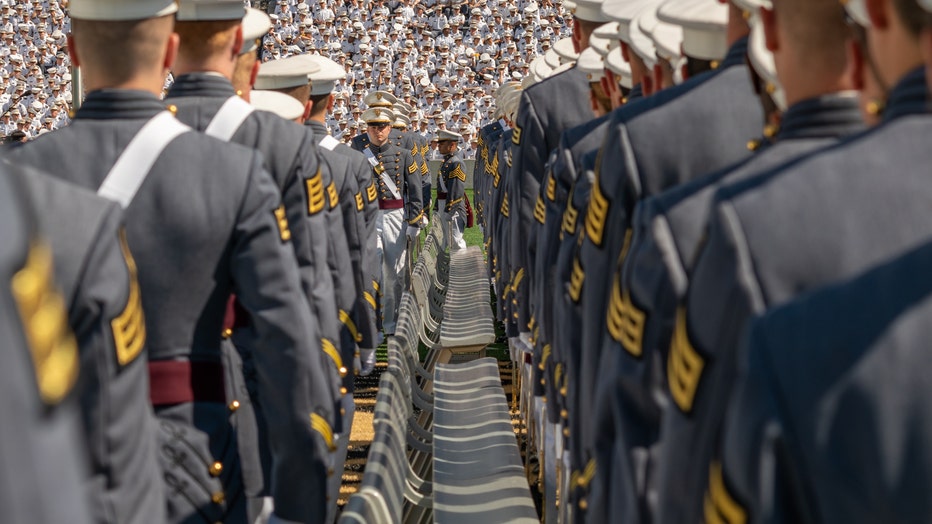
<box><xmin>577</xmin><ymin>47</ymin><xmax>606</xmax><ymax>83</ymax></box>
<box><xmin>574</xmin><ymin>0</ymin><xmax>611</xmax><ymax>22</ymax></box>
<box><xmin>68</xmin><ymin>0</ymin><xmax>178</xmax><ymax>20</ymax></box>
<box><xmin>241</xmin><ymin>8</ymin><xmax>271</xmax><ymax>54</ymax></box>
<box><xmin>601</xmin><ymin>0</ymin><xmax>661</xmax><ymax>42</ymax></box>
<box><xmin>305</xmin><ymin>55</ymin><xmax>347</xmax><ymax>95</ymax></box>
<box><xmin>176</xmin><ymin>0</ymin><xmax>246</xmax><ymax>21</ymax></box>
<box><xmin>250</xmin><ymin>90</ymin><xmax>306</xmax><ymax>120</ymax></box>
<box><xmin>553</xmin><ymin>37</ymin><xmax>580</xmax><ymax>64</ymax></box>
<box><xmin>255</xmin><ymin>55</ymin><xmax>321</xmax><ymax>90</ymax></box>
<box><xmin>640</xmin><ymin>4</ymin><xmax>682</xmax><ymax>62</ymax></box>
<box><xmin>657</xmin><ymin>0</ymin><xmax>728</xmax><ymax>61</ymax></box>
<box><xmin>605</xmin><ymin>46</ymin><xmax>633</xmax><ymax>88</ymax></box>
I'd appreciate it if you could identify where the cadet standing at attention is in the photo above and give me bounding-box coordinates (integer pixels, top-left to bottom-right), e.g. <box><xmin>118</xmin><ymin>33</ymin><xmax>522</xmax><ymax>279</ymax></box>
<box><xmin>360</xmin><ymin>105</ymin><xmax>423</xmax><ymax>337</ymax></box>
<box><xmin>436</xmin><ymin>129</ymin><xmax>468</xmax><ymax>251</ymax></box>
<box><xmin>5</xmin><ymin>0</ymin><xmax>339</xmax><ymax>522</ymax></box>
<box><xmin>164</xmin><ymin>5</ymin><xmax>341</xmax><ymax>519</ymax></box>
<box><xmin>0</xmin><ymin>161</ymin><xmax>93</xmax><ymax>524</ymax></box>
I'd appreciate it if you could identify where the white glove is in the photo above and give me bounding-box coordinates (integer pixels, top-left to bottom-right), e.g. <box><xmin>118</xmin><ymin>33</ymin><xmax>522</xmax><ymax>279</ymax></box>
<box><xmin>359</xmin><ymin>348</ymin><xmax>376</xmax><ymax>376</ymax></box>
<box><xmin>418</xmin><ymin>215</ymin><xmax>429</xmax><ymax>228</ymax></box>
<box><xmin>406</xmin><ymin>226</ymin><xmax>420</xmax><ymax>240</ymax></box>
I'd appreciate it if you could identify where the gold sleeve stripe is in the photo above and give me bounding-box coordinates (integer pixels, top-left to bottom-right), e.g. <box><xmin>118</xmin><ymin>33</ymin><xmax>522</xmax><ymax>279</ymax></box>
<box><xmin>11</xmin><ymin>242</ymin><xmax>79</xmax><ymax>405</ymax></box>
<box><xmin>273</xmin><ymin>205</ymin><xmax>292</xmax><ymax>242</ymax></box>
<box><xmin>448</xmin><ymin>197</ymin><xmax>464</xmax><ymax>207</ymax></box>
<box><xmin>407</xmin><ymin>210</ymin><xmax>425</xmax><ymax>225</ymax></box>
<box><xmin>500</xmin><ymin>191</ymin><xmax>510</xmax><ymax>217</ymax></box>
<box><xmin>355</xmin><ymin>193</ymin><xmax>365</xmax><ymax>212</ymax></box>
<box><xmin>534</xmin><ymin>195</ymin><xmax>546</xmax><ymax>224</ymax></box>
<box><xmin>310</xmin><ymin>413</ymin><xmax>336</xmax><ymax>451</ymax></box>
<box><xmin>327</xmin><ymin>181</ymin><xmax>339</xmax><ymax>210</ymax></box>
<box><xmin>366</xmin><ymin>182</ymin><xmax>378</xmax><ymax>203</ymax></box>
<box><xmin>606</xmin><ymin>276</ymin><xmax>645</xmax><ymax>358</ymax></box>
<box><xmin>411</xmin><ymin>145</ymin><xmax>418</xmax><ymax>156</ymax></box>
<box><xmin>704</xmin><ymin>462</ymin><xmax>747</xmax><ymax>524</ymax></box>
<box><xmin>372</xmin><ymin>280</ymin><xmax>380</xmax><ymax>293</ymax></box>
<box><xmin>363</xmin><ymin>291</ymin><xmax>377</xmax><ymax>309</ymax></box>
<box><xmin>408</xmin><ymin>162</ymin><xmax>418</xmax><ymax>174</ymax></box>
<box><xmin>511</xmin><ymin>268</ymin><xmax>525</xmax><ymax>292</ymax></box>
<box><xmin>585</xmin><ymin>174</ymin><xmax>610</xmax><ymax>247</ymax></box>
<box><xmin>546</xmin><ymin>176</ymin><xmax>557</xmax><ymax>201</ymax></box>
<box><xmin>321</xmin><ymin>338</ymin><xmax>347</xmax><ymax>377</ymax></box>
<box><xmin>112</xmin><ymin>230</ymin><xmax>146</xmax><ymax>366</ymax></box>
<box><xmin>577</xmin><ymin>459</ymin><xmax>597</xmax><ymax>489</ymax></box>
<box><xmin>421</xmin><ymin>162</ymin><xmax>429</xmax><ymax>175</ymax></box>
<box><xmin>306</xmin><ymin>170</ymin><xmax>326</xmax><ymax>215</ymax></box>
<box><xmin>512</xmin><ymin>124</ymin><xmax>522</xmax><ymax>145</ymax></box>
<box><xmin>668</xmin><ymin>307</ymin><xmax>705</xmax><ymax>414</ymax></box>
<box><xmin>339</xmin><ymin>309</ymin><xmax>362</xmax><ymax>343</ymax></box>
<box><xmin>568</xmin><ymin>257</ymin><xmax>585</xmax><ymax>303</ymax></box>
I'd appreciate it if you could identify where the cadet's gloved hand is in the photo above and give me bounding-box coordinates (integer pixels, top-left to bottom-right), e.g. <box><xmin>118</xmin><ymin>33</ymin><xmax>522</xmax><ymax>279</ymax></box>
<box><xmin>406</xmin><ymin>226</ymin><xmax>420</xmax><ymax>241</ymax></box>
<box><xmin>359</xmin><ymin>348</ymin><xmax>376</xmax><ymax>376</ymax></box>
<box><xmin>419</xmin><ymin>215</ymin><xmax>429</xmax><ymax>228</ymax></box>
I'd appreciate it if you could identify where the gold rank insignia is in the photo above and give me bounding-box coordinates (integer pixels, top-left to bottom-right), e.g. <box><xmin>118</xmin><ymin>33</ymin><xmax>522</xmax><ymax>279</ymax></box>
<box><xmin>306</xmin><ymin>170</ymin><xmax>326</xmax><ymax>215</ymax></box>
<box><xmin>585</xmin><ymin>174</ymin><xmax>610</xmax><ymax>247</ymax></box>
<box><xmin>366</xmin><ymin>182</ymin><xmax>378</xmax><ymax>203</ymax></box>
<box><xmin>411</xmin><ymin>145</ymin><xmax>418</xmax><ymax>156</ymax></box>
<box><xmin>546</xmin><ymin>176</ymin><xmax>557</xmax><ymax>201</ymax></box>
<box><xmin>355</xmin><ymin>192</ymin><xmax>365</xmax><ymax>212</ymax></box>
<box><xmin>452</xmin><ymin>164</ymin><xmax>467</xmax><ymax>182</ymax></box>
<box><xmin>408</xmin><ymin>162</ymin><xmax>417</xmax><ymax>174</ymax></box>
<box><xmin>704</xmin><ymin>462</ymin><xmax>747</xmax><ymax>524</ymax></box>
<box><xmin>668</xmin><ymin>307</ymin><xmax>705</xmax><ymax>414</ymax></box>
<box><xmin>500</xmin><ymin>191</ymin><xmax>510</xmax><ymax>217</ymax></box>
<box><xmin>568</xmin><ymin>257</ymin><xmax>585</xmax><ymax>303</ymax></box>
<box><xmin>562</xmin><ymin>187</ymin><xmax>579</xmax><ymax>236</ymax></box>
<box><xmin>12</xmin><ymin>242</ymin><xmax>79</xmax><ymax>405</ymax></box>
<box><xmin>112</xmin><ymin>230</ymin><xmax>147</xmax><ymax>366</ymax></box>
<box><xmin>273</xmin><ymin>205</ymin><xmax>292</xmax><ymax>242</ymax></box>
<box><xmin>327</xmin><ymin>181</ymin><xmax>339</xmax><ymax>210</ymax></box>
<box><xmin>512</xmin><ymin>123</ymin><xmax>522</xmax><ymax>145</ymax></box>
<box><xmin>606</xmin><ymin>274</ymin><xmax>645</xmax><ymax>357</ymax></box>
<box><xmin>310</xmin><ymin>412</ymin><xmax>336</xmax><ymax>452</ymax></box>
<box><xmin>534</xmin><ymin>195</ymin><xmax>546</xmax><ymax>225</ymax></box>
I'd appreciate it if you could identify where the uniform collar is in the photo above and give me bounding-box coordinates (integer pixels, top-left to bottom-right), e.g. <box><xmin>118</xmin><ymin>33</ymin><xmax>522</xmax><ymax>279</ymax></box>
<box><xmin>305</xmin><ymin>120</ymin><xmax>328</xmax><ymax>136</ymax></box>
<box><xmin>882</xmin><ymin>67</ymin><xmax>929</xmax><ymax>122</ymax></box>
<box><xmin>776</xmin><ymin>92</ymin><xmax>865</xmax><ymax>142</ymax></box>
<box><xmin>165</xmin><ymin>72</ymin><xmax>237</xmax><ymax>99</ymax></box>
<box><xmin>75</xmin><ymin>89</ymin><xmax>168</xmax><ymax>120</ymax></box>
<box><xmin>369</xmin><ymin>141</ymin><xmax>391</xmax><ymax>154</ymax></box>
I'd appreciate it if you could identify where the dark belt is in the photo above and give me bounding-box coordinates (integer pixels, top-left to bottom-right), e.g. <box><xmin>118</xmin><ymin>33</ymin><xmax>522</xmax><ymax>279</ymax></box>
<box><xmin>379</xmin><ymin>199</ymin><xmax>404</xmax><ymax>210</ymax></box>
<box><xmin>149</xmin><ymin>360</ymin><xmax>226</xmax><ymax>406</ymax></box>
<box><xmin>437</xmin><ymin>192</ymin><xmax>448</xmax><ymax>199</ymax></box>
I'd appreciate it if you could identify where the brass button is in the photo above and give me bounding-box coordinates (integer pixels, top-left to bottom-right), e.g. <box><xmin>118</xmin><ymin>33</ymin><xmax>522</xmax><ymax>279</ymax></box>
<box><xmin>560</xmin><ymin>386</ymin><xmax>568</xmax><ymax>396</ymax></box>
<box><xmin>339</xmin><ymin>366</ymin><xmax>348</xmax><ymax>377</ymax></box>
<box><xmin>561</xmin><ymin>409</ymin><xmax>568</xmax><ymax>418</ymax></box>
<box><xmin>340</xmin><ymin>387</ymin><xmax>348</xmax><ymax>395</ymax></box>
<box><xmin>209</xmin><ymin>461</ymin><xmax>223</xmax><ymax>477</ymax></box>
<box><xmin>228</xmin><ymin>400</ymin><xmax>240</xmax><ymax>413</ymax></box>
<box><xmin>579</xmin><ymin>498</ymin><xmax>588</xmax><ymax>511</ymax></box>
<box><xmin>538</xmin><ymin>363</ymin><xmax>545</xmax><ymax>371</ymax></box>
<box><xmin>221</xmin><ymin>328</ymin><xmax>232</xmax><ymax>339</ymax></box>
<box><xmin>340</xmin><ymin>408</ymin><xmax>346</xmax><ymax>416</ymax></box>
<box><xmin>328</xmin><ymin>468</ymin><xmax>335</xmax><ymax>476</ymax></box>
<box><xmin>166</xmin><ymin>104</ymin><xmax>178</xmax><ymax>116</ymax></box>
<box><xmin>539</xmin><ymin>379</ymin><xmax>545</xmax><ymax>386</ymax></box>
<box><xmin>211</xmin><ymin>491</ymin><xmax>225</xmax><ymax>504</ymax></box>
<box><xmin>563</xmin><ymin>427</ymin><xmax>570</xmax><ymax>438</ymax></box>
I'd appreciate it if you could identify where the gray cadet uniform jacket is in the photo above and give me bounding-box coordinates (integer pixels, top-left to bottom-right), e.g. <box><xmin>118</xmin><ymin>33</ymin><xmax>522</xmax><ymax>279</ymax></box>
<box><xmin>307</xmin><ymin>120</ymin><xmax>381</xmax><ymax>379</ymax></box>
<box><xmin>586</xmin><ymin>94</ymin><xmax>864</xmax><ymax>524</ymax></box>
<box><xmin>509</xmin><ymin>65</ymin><xmax>592</xmax><ymax>334</ymax></box>
<box><xmin>719</xmin><ymin>240</ymin><xmax>932</xmax><ymax>524</ymax></box>
<box><xmin>7</xmin><ymin>89</ymin><xmax>339</xmax><ymax>524</ymax></box>
<box><xmin>665</xmin><ymin>69</ymin><xmax>930</xmax><ymax>524</ymax></box>
<box><xmin>164</xmin><ymin>74</ymin><xmax>343</xmax><ymax>507</ymax></box>
<box><xmin>438</xmin><ymin>150</ymin><xmax>467</xmax><ymax>214</ymax></box>
<box><xmin>352</xmin><ymin>132</ymin><xmax>425</xmax><ymax>222</ymax></box>
<box><xmin>474</xmin><ymin>119</ymin><xmax>504</xmax><ymax>228</ymax></box>
<box><xmin>16</xmin><ymin>164</ymin><xmax>167</xmax><ymax>524</ymax></box>
<box><xmin>568</xmin><ymin>39</ymin><xmax>762</xmax><ymax>488</ymax></box>
<box><xmin>0</xmin><ymin>164</ymin><xmax>93</xmax><ymax>524</ymax></box>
